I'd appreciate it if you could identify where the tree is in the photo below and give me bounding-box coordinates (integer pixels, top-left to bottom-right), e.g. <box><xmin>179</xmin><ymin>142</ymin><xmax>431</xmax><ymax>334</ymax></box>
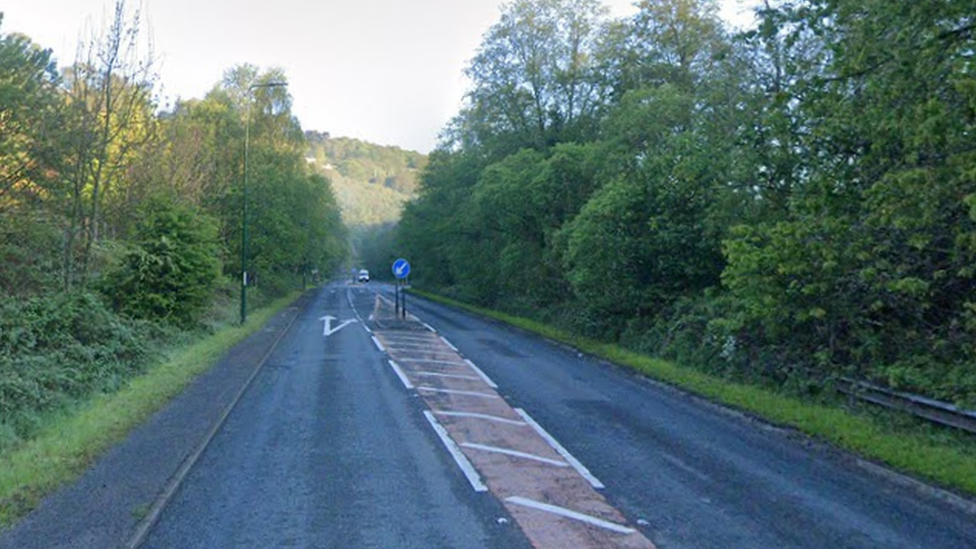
<box><xmin>720</xmin><ymin>0</ymin><xmax>976</xmax><ymax>399</ymax></box>
<box><xmin>0</xmin><ymin>15</ymin><xmax>61</xmax><ymax>213</ymax></box>
<box><xmin>563</xmin><ymin>85</ymin><xmax>724</xmax><ymax>336</ymax></box>
<box><xmin>101</xmin><ymin>195</ymin><xmax>220</xmax><ymax>326</ymax></box>
<box><xmin>455</xmin><ymin>0</ymin><xmax>612</xmax><ymax>155</ymax></box>
<box><xmin>612</xmin><ymin>0</ymin><xmax>726</xmax><ymax>95</ymax></box>
<box><xmin>0</xmin><ymin>16</ymin><xmax>64</xmax><ymax>297</ymax></box>
<box><xmin>60</xmin><ymin>0</ymin><xmax>157</xmax><ymax>289</ymax></box>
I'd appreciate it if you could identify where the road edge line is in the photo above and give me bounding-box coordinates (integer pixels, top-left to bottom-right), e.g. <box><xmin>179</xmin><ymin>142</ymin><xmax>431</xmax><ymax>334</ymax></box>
<box><xmin>125</xmin><ymin>291</ymin><xmax>311</xmax><ymax>549</ymax></box>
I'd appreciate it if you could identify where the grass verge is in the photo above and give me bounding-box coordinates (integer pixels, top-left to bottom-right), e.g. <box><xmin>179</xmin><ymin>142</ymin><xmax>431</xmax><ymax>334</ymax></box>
<box><xmin>0</xmin><ymin>292</ymin><xmax>301</xmax><ymax>528</ymax></box>
<box><xmin>411</xmin><ymin>288</ymin><xmax>976</xmax><ymax>499</ymax></box>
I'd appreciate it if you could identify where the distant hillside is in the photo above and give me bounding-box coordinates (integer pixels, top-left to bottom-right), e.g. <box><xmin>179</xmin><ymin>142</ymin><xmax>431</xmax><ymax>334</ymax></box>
<box><xmin>305</xmin><ymin>132</ymin><xmax>427</xmax><ymax>227</ymax></box>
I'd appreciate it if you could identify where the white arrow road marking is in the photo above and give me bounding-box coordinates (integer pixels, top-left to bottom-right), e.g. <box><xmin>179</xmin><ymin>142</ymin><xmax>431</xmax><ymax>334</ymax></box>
<box><xmin>320</xmin><ymin>315</ymin><xmax>358</xmax><ymax>337</ymax></box>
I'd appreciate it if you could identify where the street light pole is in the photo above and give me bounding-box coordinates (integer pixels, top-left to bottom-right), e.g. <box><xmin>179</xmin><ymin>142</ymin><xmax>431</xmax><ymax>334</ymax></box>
<box><xmin>241</xmin><ymin>81</ymin><xmax>288</xmax><ymax>325</ymax></box>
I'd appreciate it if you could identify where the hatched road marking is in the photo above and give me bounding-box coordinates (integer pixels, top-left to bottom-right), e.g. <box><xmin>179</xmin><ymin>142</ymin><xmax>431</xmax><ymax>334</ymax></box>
<box><xmin>460</xmin><ymin>442</ymin><xmax>569</xmax><ymax>467</ymax></box>
<box><xmin>417</xmin><ymin>387</ymin><xmax>501</xmax><ymax>399</ymax></box>
<box><xmin>506</xmin><ymin>496</ymin><xmax>637</xmax><ymax>535</ymax></box>
<box><xmin>360</xmin><ymin>287</ymin><xmax>658</xmax><ymax>549</ymax></box>
<box><xmin>423</xmin><ymin>411</ymin><xmax>488</xmax><ymax>492</ymax></box>
<box><xmin>434</xmin><ymin>411</ymin><xmax>528</xmax><ymax>426</ymax></box>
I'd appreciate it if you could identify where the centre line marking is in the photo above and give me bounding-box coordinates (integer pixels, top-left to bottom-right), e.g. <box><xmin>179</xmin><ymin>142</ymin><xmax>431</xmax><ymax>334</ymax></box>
<box><xmin>414</xmin><ymin>372</ymin><xmax>482</xmax><ymax>381</ymax></box>
<box><xmin>505</xmin><ymin>496</ymin><xmax>636</xmax><ymax>535</ymax></box>
<box><xmin>463</xmin><ymin>358</ymin><xmax>498</xmax><ymax>389</ymax></box>
<box><xmin>388</xmin><ymin>360</ymin><xmax>414</xmax><ymax>389</ymax></box>
<box><xmin>515</xmin><ymin>408</ymin><xmax>605</xmax><ymax>489</ymax></box>
<box><xmin>371</xmin><ymin>336</ymin><xmax>386</xmax><ymax>352</ymax></box>
<box><xmin>460</xmin><ymin>443</ymin><xmax>569</xmax><ymax>467</ymax></box>
<box><xmin>435</xmin><ymin>411</ymin><xmax>528</xmax><ymax>426</ymax></box>
<box><xmin>417</xmin><ymin>387</ymin><xmax>500</xmax><ymax>399</ymax></box>
<box><xmin>423</xmin><ymin>411</ymin><xmax>488</xmax><ymax>492</ymax></box>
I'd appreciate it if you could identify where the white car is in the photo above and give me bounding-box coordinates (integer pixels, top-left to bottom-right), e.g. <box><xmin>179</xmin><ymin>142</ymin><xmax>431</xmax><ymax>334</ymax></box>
<box><xmin>358</xmin><ymin>269</ymin><xmax>370</xmax><ymax>283</ymax></box>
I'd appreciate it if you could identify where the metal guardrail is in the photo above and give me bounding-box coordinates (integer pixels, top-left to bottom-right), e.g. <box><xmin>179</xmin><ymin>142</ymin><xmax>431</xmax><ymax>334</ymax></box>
<box><xmin>836</xmin><ymin>378</ymin><xmax>976</xmax><ymax>435</ymax></box>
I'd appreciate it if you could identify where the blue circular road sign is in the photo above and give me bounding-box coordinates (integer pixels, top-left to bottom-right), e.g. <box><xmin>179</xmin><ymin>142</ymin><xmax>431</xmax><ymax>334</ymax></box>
<box><xmin>392</xmin><ymin>258</ymin><xmax>411</xmax><ymax>279</ymax></box>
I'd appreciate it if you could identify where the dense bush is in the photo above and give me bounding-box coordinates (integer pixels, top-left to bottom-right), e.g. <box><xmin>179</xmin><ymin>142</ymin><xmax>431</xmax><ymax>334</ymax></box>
<box><xmin>101</xmin><ymin>196</ymin><xmax>221</xmax><ymax>327</ymax></box>
<box><xmin>0</xmin><ymin>211</ymin><xmax>63</xmax><ymax>297</ymax></box>
<box><xmin>0</xmin><ymin>292</ymin><xmax>149</xmax><ymax>449</ymax></box>
<box><xmin>1</xmin><ymin>18</ymin><xmax>349</xmax><ymax>458</ymax></box>
<box><xmin>396</xmin><ymin>0</ymin><xmax>976</xmax><ymax>407</ymax></box>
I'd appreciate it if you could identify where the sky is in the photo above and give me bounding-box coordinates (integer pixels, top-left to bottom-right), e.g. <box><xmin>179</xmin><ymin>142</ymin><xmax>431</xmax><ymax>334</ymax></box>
<box><xmin>1</xmin><ymin>0</ymin><xmax>759</xmax><ymax>153</ymax></box>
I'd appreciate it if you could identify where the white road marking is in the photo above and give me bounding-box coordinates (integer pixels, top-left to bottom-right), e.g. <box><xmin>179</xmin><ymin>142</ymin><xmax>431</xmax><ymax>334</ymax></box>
<box><xmin>434</xmin><ymin>411</ymin><xmax>528</xmax><ymax>426</ymax></box>
<box><xmin>460</xmin><ymin>443</ymin><xmax>568</xmax><ymax>467</ymax></box>
<box><xmin>423</xmin><ymin>322</ymin><xmax>436</xmax><ymax>332</ymax></box>
<box><xmin>397</xmin><ymin>358</ymin><xmax>467</xmax><ymax>366</ymax></box>
<box><xmin>505</xmin><ymin>496</ymin><xmax>636</xmax><ymax>535</ymax></box>
<box><xmin>423</xmin><ymin>411</ymin><xmax>488</xmax><ymax>492</ymax></box>
<box><xmin>417</xmin><ymin>387</ymin><xmax>500</xmax><ymax>399</ymax></box>
<box><xmin>514</xmin><ymin>408</ymin><xmax>605</xmax><ymax>489</ymax></box>
<box><xmin>320</xmin><ymin>316</ymin><xmax>358</xmax><ymax>336</ymax></box>
<box><xmin>463</xmin><ymin>359</ymin><xmax>498</xmax><ymax>389</ymax></box>
<box><xmin>383</xmin><ymin>342</ymin><xmax>438</xmax><ymax>350</ymax></box>
<box><xmin>379</xmin><ymin>334</ymin><xmax>434</xmax><ymax>342</ymax></box>
<box><xmin>414</xmin><ymin>372</ymin><xmax>482</xmax><ymax>381</ymax></box>
<box><xmin>388</xmin><ymin>360</ymin><xmax>414</xmax><ymax>389</ymax></box>
<box><xmin>371</xmin><ymin>336</ymin><xmax>386</xmax><ymax>352</ymax></box>
<box><xmin>440</xmin><ymin>336</ymin><xmax>459</xmax><ymax>352</ymax></box>
<box><xmin>350</xmin><ymin>305</ymin><xmax>372</xmax><ymax>333</ymax></box>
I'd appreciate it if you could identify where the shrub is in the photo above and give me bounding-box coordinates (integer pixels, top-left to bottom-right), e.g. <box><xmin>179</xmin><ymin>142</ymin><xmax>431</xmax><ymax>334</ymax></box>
<box><xmin>101</xmin><ymin>196</ymin><xmax>221</xmax><ymax>327</ymax></box>
<box><xmin>0</xmin><ymin>292</ymin><xmax>149</xmax><ymax>449</ymax></box>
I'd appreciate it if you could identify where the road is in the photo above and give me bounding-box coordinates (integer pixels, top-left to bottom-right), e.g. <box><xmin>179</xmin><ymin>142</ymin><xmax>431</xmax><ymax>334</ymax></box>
<box><xmin>4</xmin><ymin>282</ymin><xmax>974</xmax><ymax>548</ymax></box>
<box><xmin>146</xmin><ymin>281</ymin><xmax>974</xmax><ymax>548</ymax></box>
<box><xmin>142</xmin><ymin>284</ymin><xmax>529</xmax><ymax>549</ymax></box>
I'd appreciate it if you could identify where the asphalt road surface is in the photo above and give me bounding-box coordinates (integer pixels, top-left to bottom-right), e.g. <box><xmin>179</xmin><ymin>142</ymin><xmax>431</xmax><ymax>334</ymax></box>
<box><xmin>4</xmin><ymin>282</ymin><xmax>975</xmax><ymax>548</ymax></box>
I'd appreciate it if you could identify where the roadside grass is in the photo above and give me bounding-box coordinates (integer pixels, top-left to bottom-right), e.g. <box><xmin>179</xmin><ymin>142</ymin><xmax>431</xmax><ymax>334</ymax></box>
<box><xmin>410</xmin><ymin>289</ymin><xmax>976</xmax><ymax>499</ymax></box>
<box><xmin>0</xmin><ymin>292</ymin><xmax>300</xmax><ymax>528</ymax></box>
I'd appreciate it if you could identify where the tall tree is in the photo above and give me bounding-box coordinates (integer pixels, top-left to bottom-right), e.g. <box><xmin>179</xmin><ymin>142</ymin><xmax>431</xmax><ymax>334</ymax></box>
<box><xmin>0</xmin><ymin>15</ymin><xmax>61</xmax><ymax>213</ymax></box>
<box><xmin>455</xmin><ymin>0</ymin><xmax>611</xmax><ymax>155</ymax></box>
<box><xmin>60</xmin><ymin>0</ymin><xmax>157</xmax><ymax>289</ymax></box>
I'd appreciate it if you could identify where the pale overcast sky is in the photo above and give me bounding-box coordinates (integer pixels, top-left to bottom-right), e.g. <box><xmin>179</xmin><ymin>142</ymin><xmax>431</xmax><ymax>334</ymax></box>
<box><xmin>2</xmin><ymin>0</ymin><xmax>757</xmax><ymax>153</ymax></box>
